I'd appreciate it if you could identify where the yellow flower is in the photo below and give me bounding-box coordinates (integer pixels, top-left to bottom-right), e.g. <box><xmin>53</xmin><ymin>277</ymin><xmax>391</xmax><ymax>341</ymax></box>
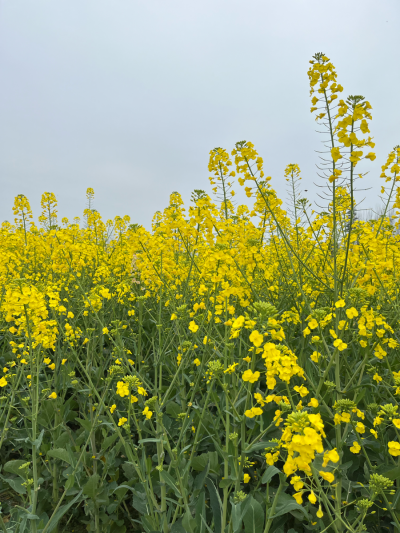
<box><xmin>308</xmin><ymin>491</ymin><xmax>317</xmax><ymax>504</ymax></box>
<box><xmin>331</xmin><ymin>147</ymin><xmax>342</xmax><ymax>162</ymax></box>
<box><xmin>355</xmin><ymin>422</ymin><xmax>365</xmax><ymax>434</ymax></box>
<box><xmin>359</xmin><ymin>340</ymin><xmax>367</xmax><ymax>348</ymax></box>
<box><xmin>349</xmin><ymin>441</ymin><xmax>361</xmax><ymax>454</ymax></box>
<box><xmin>370</xmin><ymin>429</ymin><xmax>378</xmax><ymax>439</ymax></box>
<box><xmin>335</xmin><ymin>299</ymin><xmax>345</xmax><ymax>308</ymax></box>
<box><xmin>322</xmin><ymin>448</ymin><xmax>340</xmax><ymax>467</ymax></box>
<box><xmin>142</xmin><ymin>406</ymin><xmax>153</xmax><ymax>419</ymax></box>
<box><xmin>346</xmin><ymin>307</ymin><xmax>358</xmax><ymax>319</ymax></box>
<box><xmin>249</xmin><ymin>330</ymin><xmax>264</xmax><ymax>347</ymax></box>
<box><xmin>3</xmin><ymin>367</ymin><xmax>8</xmax><ymax>373</ymax></box>
<box><xmin>243</xmin><ymin>473</ymin><xmax>250</xmax><ymax>484</ymax></box>
<box><xmin>294</xmin><ymin>385</ymin><xmax>309</xmax><ymax>397</ymax></box>
<box><xmin>188</xmin><ymin>321</ymin><xmax>199</xmax><ymax>333</ymax></box>
<box><xmin>308</xmin><ymin>319</ymin><xmax>318</xmax><ymax>330</ymax></box>
<box><xmin>203</xmin><ymin>336</ymin><xmax>208</xmax><ymax>344</ymax></box>
<box><xmin>290</xmin><ymin>476</ymin><xmax>304</xmax><ymax>491</ymax></box>
<box><xmin>388</xmin><ymin>441</ymin><xmax>400</xmax><ymax>456</ymax></box>
<box><xmin>61</xmin><ymin>359</ymin><xmax>67</xmax><ymax>365</ymax></box>
<box><xmin>118</xmin><ymin>417</ymin><xmax>128</xmax><ymax>426</ymax></box>
<box><xmin>308</xmin><ymin>398</ymin><xmax>319</xmax><ymax>408</ymax></box>
<box><xmin>333</xmin><ymin>339</ymin><xmax>347</xmax><ymax>351</ymax></box>
<box><xmin>67</xmin><ymin>311</ymin><xmax>74</xmax><ymax>318</ymax></box>
<box><xmin>0</xmin><ymin>377</ymin><xmax>8</xmax><ymax>387</ymax></box>
<box><xmin>137</xmin><ymin>386</ymin><xmax>148</xmax><ymax>396</ymax></box>
<box><xmin>244</xmin><ymin>407</ymin><xmax>263</xmax><ymax>418</ymax></box>
<box><xmin>319</xmin><ymin>471</ymin><xmax>335</xmax><ymax>483</ymax></box>
<box><xmin>393</xmin><ymin>419</ymin><xmax>400</xmax><ymax>429</ymax></box>
<box><xmin>83</xmin><ymin>338</ymin><xmax>89</xmax><ymax>345</ymax></box>
<box><xmin>373</xmin><ymin>373</ymin><xmax>382</xmax><ymax>383</ymax></box>
<box><xmin>316</xmin><ymin>505</ymin><xmax>324</xmax><ymax>518</ymax></box>
<box><xmin>243</xmin><ymin>356</ymin><xmax>251</xmax><ymax>363</ymax></box>
<box><xmin>293</xmin><ymin>492</ymin><xmax>303</xmax><ymax>504</ymax></box>
<box><xmin>242</xmin><ymin>369</ymin><xmax>260</xmax><ymax>383</ymax></box>
<box><xmin>48</xmin><ymin>392</ymin><xmax>57</xmax><ymax>399</ymax></box>
<box><xmin>171</xmin><ymin>313</ymin><xmax>177</xmax><ymax>320</ymax></box>
<box><xmin>193</xmin><ymin>358</ymin><xmax>201</xmax><ymax>366</ymax></box>
<box><xmin>44</xmin><ymin>358</ymin><xmax>51</xmax><ymax>365</ymax></box>
<box><xmin>110</xmin><ymin>404</ymin><xmax>117</xmax><ymax>413</ymax></box>
<box><xmin>116</xmin><ymin>381</ymin><xmax>129</xmax><ymax>397</ymax></box>
<box><xmin>131</xmin><ymin>395</ymin><xmax>138</xmax><ymax>403</ymax></box>
<box><xmin>49</xmin><ymin>363</ymin><xmax>55</xmax><ymax>370</ymax></box>
<box><xmin>310</xmin><ymin>351</ymin><xmax>321</xmax><ymax>363</ymax></box>
<box><xmin>224</xmin><ymin>363</ymin><xmax>239</xmax><ymax>374</ymax></box>
<box><xmin>102</xmin><ymin>327</ymin><xmax>109</xmax><ymax>335</ymax></box>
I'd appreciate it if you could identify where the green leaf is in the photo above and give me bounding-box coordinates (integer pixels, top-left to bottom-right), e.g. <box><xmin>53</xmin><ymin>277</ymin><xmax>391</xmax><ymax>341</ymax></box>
<box><xmin>64</xmin><ymin>474</ymin><xmax>75</xmax><ymax>490</ymax></box>
<box><xmin>55</xmin><ymin>432</ymin><xmax>70</xmax><ymax>448</ymax></box>
<box><xmin>46</xmin><ymin>490</ymin><xmax>83</xmax><ymax>533</ymax></box>
<box><xmin>219</xmin><ymin>477</ymin><xmax>235</xmax><ymax>489</ymax></box>
<box><xmin>76</xmin><ymin>417</ymin><xmax>92</xmax><ymax>432</ymax></box>
<box><xmin>192</xmin><ymin>452</ymin><xmax>218</xmax><ymax>473</ymax></box>
<box><xmin>243</xmin><ymin>495</ymin><xmax>265</xmax><ymax>533</ymax></box>
<box><xmin>82</xmin><ymin>474</ymin><xmax>100</xmax><ymax>499</ymax></box>
<box><xmin>101</xmin><ymin>432</ymin><xmax>119</xmax><ymax>451</ymax></box>
<box><xmin>166</xmin><ymin>401</ymin><xmax>181</xmax><ymax>419</ymax></box>
<box><xmin>47</xmin><ymin>448</ymin><xmax>73</xmax><ymax>465</ymax></box>
<box><xmin>114</xmin><ymin>485</ymin><xmax>148</xmax><ymax>514</ymax></box>
<box><xmin>194</xmin><ymin>460</ymin><xmax>210</xmax><ymax>492</ymax></box>
<box><xmin>182</xmin><ymin>510</ymin><xmax>196</xmax><ymax>533</ymax></box>
<box><xmin>194</xmin><ymin>490</ymin><xmax>206</xmax><ymax>533</ymax></box>
<box><xmin>205</xmin><ymin>477</ymin><xmax>222</xmax><ymax>533</ymax></box>
<box><xmin>160</xmin><ymin>470</ymin><xmax>182</xmax><ymax>498</ymax></box>
<box><xmin>261</xmin><ymin>465</ymin><xmax>281</xmax><ymax>484</ymax></box>
<box><xmin>378</xmin><ymin>464</ymin><xmax>400</xmax><ymax>480</ymax></box>
<box><xmin>0</xmin><ymin>475</ymin><xmax>26</xmax><ymax>495</ymax></box>
<box><xmin>270</xmin><ymin>492</ymin><xmax>308</xmax><ymax>519</ymax></box>
<box><xmin>3</xmin><ymin>460</ymin><xmax>28</xmax><ymax>479</ymax></box>
<box><xmin>31</xmin><ymin>429</ymin><xmax>45</xmax><ymax>450</ymax></box>
<box><xmin>244</xmin><ymin>441</ymin><xmax>278</xmax><ymax>454</ymax></box>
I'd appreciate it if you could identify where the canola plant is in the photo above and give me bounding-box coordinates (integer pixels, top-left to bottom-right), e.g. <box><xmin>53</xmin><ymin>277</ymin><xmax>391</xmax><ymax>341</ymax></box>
<box><xmin>0</xmin><ymin>53</ymin><xmax>400</xmax><ymax>533</ymax></box>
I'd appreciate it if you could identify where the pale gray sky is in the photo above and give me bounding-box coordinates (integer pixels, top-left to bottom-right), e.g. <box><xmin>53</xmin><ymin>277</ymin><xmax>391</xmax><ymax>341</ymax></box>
<box><xmin>0</xmin><ymin>0</ymin><xmax>399</xmax><ymax>228</ymax></box>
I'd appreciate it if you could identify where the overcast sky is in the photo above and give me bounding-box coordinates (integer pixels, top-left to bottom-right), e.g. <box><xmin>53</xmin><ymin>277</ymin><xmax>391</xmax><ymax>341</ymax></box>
<box><xmin>0</xmin><ymin>0</ymin><xmax>399</xmax><ymax>228</ymax></box>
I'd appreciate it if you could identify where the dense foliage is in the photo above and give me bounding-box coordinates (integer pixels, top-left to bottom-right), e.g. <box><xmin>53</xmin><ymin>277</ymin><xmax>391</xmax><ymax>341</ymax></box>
<box><xmin>1</xmin><ymin>53</ymin><xmax>400</xmax><ymax>533</ymax></box>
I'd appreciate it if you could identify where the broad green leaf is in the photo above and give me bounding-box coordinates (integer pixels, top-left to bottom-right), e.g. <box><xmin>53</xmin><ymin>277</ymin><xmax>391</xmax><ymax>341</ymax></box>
<box><xmin>378</xmin><ymin>464</ymin><xmax>400</xmax><ymax>480</ymax></box>
<box><xmin>47</xmin><ymin>448</ymin><xmax>73</xmax><ymax>465</ymax></box>
<box><xmin>243</xmin><ymin>495</ymin><xmax>265</xmax><ymax>533</ymax></box>
<box><xmin>219</xmin><ymin>477</ymin><xmax>235</xmax><ymax>489</ymax></box>
<box><xmin>194</xmin><ymin>460</ymin><xmax>210</xmax><ymax>491</ymax></box>
<box><xmin>261</xmin><ymin>465</ymin><xmax>281</xmax><ymax>484</ymax></box>
<box><xmin>114</xmin><ymin>485</ymin><xmax>148</xmax><ymax>514</ymax></box>
<box><xmin>192</xmin><ymin>452</ymin><xmax>218</xmax><ymax>473</ymax></box>
<box><xmin>270</xmin><ymin>492</ymin><xmax>309</xmax><ymax>519</ymax></box>
<box><xmin>205</xmin><ymin>477</ymin><xmax>222</xmax><ymax>533</ymax></box>
<box><xmin>76</xmin><ymin>418</ymin><xmax>92</xmax><ymax>432</ymax></box>
<box><xmin>3</xmin><ymin>460</ymin><xmax>28</xmax><ymax>479</ymax></box>
<box><xmin>0</xmin><ymin>475</ymin><xmax>26</xmax><ymax>495</ymax></box>
<box><xmin>166</xmin><ymin>401</ymin><xmax>182</xmax><ymax>419</ymax></box>
<box><xmin>101</xmin><ymin>432</ymin><xmax>119</xmax><ymax>451</ymax></box>
<box><xmin>82</xmin><ymin>473</ymin><xmax>100</xmax><ymax>499</ymax></box>
<box><xmin>194</xmin><ymin>490</ymin><xmax>206</xmax><ymax>533</ymax></box>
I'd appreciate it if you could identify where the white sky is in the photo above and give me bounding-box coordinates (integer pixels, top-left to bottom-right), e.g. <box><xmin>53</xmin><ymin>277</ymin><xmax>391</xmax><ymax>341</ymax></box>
<box><xmin>0</xmin><ymin>0</ymin><xmax>399</xmax><ymax>228</ymax></box>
